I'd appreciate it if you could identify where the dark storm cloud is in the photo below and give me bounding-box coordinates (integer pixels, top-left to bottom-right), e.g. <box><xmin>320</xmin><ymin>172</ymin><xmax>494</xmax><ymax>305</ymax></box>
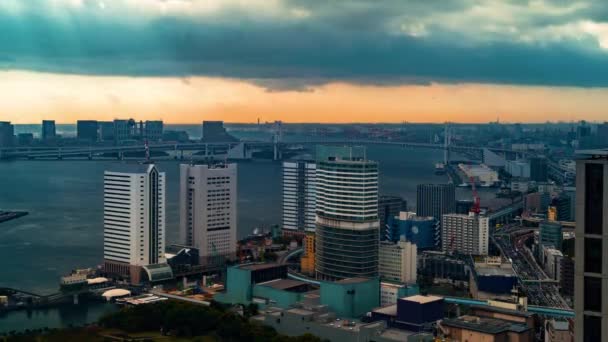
<box><xmin>2</xmin><ymin>0</ymin><xmax>608</xmax><ymax>89</ymax></box>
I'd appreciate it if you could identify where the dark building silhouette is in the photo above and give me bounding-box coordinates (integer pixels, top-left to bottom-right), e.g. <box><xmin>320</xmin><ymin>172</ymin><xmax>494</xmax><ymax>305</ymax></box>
<box><xmin>77</xmin><ymin>120</ymin><xmax>98</xmax><ymax>142</ymax></box>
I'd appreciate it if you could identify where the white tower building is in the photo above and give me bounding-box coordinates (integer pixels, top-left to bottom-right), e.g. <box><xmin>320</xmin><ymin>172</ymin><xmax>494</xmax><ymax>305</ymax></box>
<box><xmin>441</xmin><ymin>212</ymin><xmax>489</xmax><ymax>255</ymax></box>
<box><xmin>180</xmin><ymin>163</ymin><xmax>237</xmax><ymax>265</ymax></box>
<box><xmin>282</xmin><ymin>161</ymin><xmax>316</xmax><ymax>234</ymax></box>
<box><xmin>103</xmin><ymin>163</ymin><xmax>166</xmax><ymax>283</ymax></box>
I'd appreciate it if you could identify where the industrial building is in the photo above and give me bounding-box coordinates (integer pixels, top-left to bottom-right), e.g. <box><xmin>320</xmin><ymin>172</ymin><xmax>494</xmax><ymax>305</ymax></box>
<box><xmin>179</xmin><ymin>163</ymin><xmax>238</xmax><ymax>266</ymax></box>
<box><xmin>320</xmin><ymin>277</ymin><xmax>380</xmax><ymax>318</ymax></box>
<box><xmin>379</xmin><ymin>240</ymin><xmax>417</xmax><ymax>284</ymax></box>
<box><xmin>385</xmin><ymin>212</ymin><xmax>438</xmax><ymax>250</ymax></box>
<box><xmin>103</xmin><ymin>163</ymin><xmax>166</xmax><ymax>284</ymax></box>
<box><xmin>458</xmin><ymin>163</ymin><xmax>499</xmax><ymax>187</ymax></box>
<box><xmin>441</xmin><ymin>212</ymin><xmax>489</xmax><ymax>255</ymax></box>
<box><xmin>315</xmin><ymin>146</ymin><xmax>379</xmax><ymax>281</ymax></box>
<box><xmin>380</xmin><ymin>281</ymin><xmax>419</xmax><ymax>306</ymax></box>
<box><xmin>439</xmin><ymin>315</ymin><xmax>534</xmax><ymax>341</ymax></box>
<box><xmin>282</xmin><ymin>160</ymin><xmax>317</xmax><ymax>233</ymax></box>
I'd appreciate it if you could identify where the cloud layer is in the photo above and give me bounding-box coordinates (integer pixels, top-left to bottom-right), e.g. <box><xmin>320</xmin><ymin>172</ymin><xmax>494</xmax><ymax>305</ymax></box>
<box><xmin>2</xmin><ymin>0</ymin><xmax>608</xmax><ymax>89</ymax></box>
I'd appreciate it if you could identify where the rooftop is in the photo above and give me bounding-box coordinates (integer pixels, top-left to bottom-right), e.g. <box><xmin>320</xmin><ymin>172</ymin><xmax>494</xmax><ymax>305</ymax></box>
<box><xmin>335</xmin><ymin>277</ymin><xmax>372</xmax><ymax>285</ymax></box>
<box><xmin>401</xmin><ymin>295</ymin><xmax>443</xmax><ymax>304</ymax></box>
<box><xmin>106</xmin><ymin>163</ymin><xmax>158</xmax><ymax>174</ymax></box>
<box><xmin>240</xmin><ymin>263</ymin><xmax>284</xmax><ymax>271</ymax></box>
<box><xmin>257</xmin><ymin>279</ymin><xmax>309</xmax><ymax>291</ymax></box>
<box><xmin>471</xmin><ymin>305</ymin><xmax>536</xmax><ymax>318</ymax></box>
<box><xmin>576</xmin><ymin>149</ymin><xmax>608</xmax><ymax>157</ymax></box>
<box><xmin>372</xmin><ymin>304</ymin><xmax>397</xmax><ymax>316</ymax></box>
<box><xmin>442</xmin><ymin>316</ymin><xmax>530</xmax><ymax>335</ymax></box>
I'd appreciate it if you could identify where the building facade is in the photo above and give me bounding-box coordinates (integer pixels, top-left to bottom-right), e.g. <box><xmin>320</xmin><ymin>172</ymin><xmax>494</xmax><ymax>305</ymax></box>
<box><xmin>315</xmin><ymin>146</ymin><xmax>379</xmax><ymax>281</ymax></box>
<box><xmin>300</xmin><ymin>232</ymin><xmax>316</xmax><ymax>275</ymax></box>
<box><xmin>539</xmin><ymin>221</ymin><xmax>563</xmax><ymax>258</ymax></box>
<box><xmin>41</xmin><ymin>120</ymin><xmax>56</xmax><ymax>141</ymax></box>
<box><xmin>385</xmin><ymin>211</ymin><xmax>439</xmax><ymax>250</ymax></box>
<box><xmin>379</xmin><ymin>240</ymin><xmax>417</xmax><ymax>284</ymax></box>
<box><xmin>144</xmin><ymin>120</ymin><xmax>164</xmax><ymax>142</ymax></box>
<box><xmin>103</xmin><ymin>164</ymin><xmax>166</xmax><ymax>283</ymax></box>
<box><xmin>179</xmin><ymin>163</ymin><xmax>237</xmax><ymax>265</ymax></box>
<box><xmin>530</xmin><ymin>157</ymin><xmax>548</xmax><ymax>182</ymax></box>
<box><xmin>282</xmin><ymin>161</ymin><xmax>316</xmax><ymax>233</ymax></box>
<box><xmin>77</xmin><ymin>120</ymin><xmax>98</xmax><ymax>142</ymax></box>
<box><xmin>416</xmin><ymin>184</ymin><xmax>456</xmax><ymax>231</ymax></box>
<box><xmin>441</xmin><ymin>213</ymin><xmax>489</xmax><ymax>255</ymax></box>
<box><xmin>378</xmin><ymin>195</ymin><xmax>407</xmax><ymax>230</ymax></box>
<box><xmin>575</xmin><ymin>154</ymin><xmax>608</xmax><ymax>342</ymax></box>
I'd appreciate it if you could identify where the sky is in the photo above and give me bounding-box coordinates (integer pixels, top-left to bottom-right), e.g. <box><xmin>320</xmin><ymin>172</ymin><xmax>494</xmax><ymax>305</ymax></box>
<box><xmin>2</xmin><ymin>0</ymin><xmax>608</xmax><ymax>124</ymax></box>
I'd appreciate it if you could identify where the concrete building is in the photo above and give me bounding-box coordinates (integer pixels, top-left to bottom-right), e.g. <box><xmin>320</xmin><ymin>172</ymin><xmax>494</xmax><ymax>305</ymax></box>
<box><xmin>560</xmin><ymin>257</ymin><xmax>574</xmax><ymax>298</ymax></box>
<box><xmin>320</xmin><ymin>277</ymin><xmax>380</xmax><ymax>318</ymax></box>
<box><xmin>380</xmin><ymin>281</ymin><xmax>420</xmax><ymax>306</ymax></box>
<box><xmin>416</xmin><ymin>184</ymin><xmax>456</xmax><ymax>225</ymax></box>
<box><xmin>440</xmin><ymin>315</ymin><xmax>534</xmax><ymax>341</ymax></box>
<box><xmin>144</xmin><ymin>120</ymin><xmax>163</xmax><ymax>142</ymax></box>
<box><xmin>506</xmin><ymin>160</ymin><xmax>531</xmax><ymax>178</ymax></box>
<box><xmin>315</xmin><ymin>146</ymin><xmax>379</xmax><ymax>281</ymax></box>
<box><xmin>202</xmin><ymin>121</ymin><xmax>237</xmax><ymax>142</ymax></box>
<box><xmin>113</xmin><ymin>119</ymin><xmax>137</xmax><ymax>143</ymax></box>
<box><xmin>458</xmin><ymin>163</ymin><xmax>499</xmax><ymax>186</ymax></box>
<box><xmin>510</xmin><ymin>178</ymin><xmax>531</xmax><ymax>193</ymax></box>
<box><xmin>103</xmin><ymin>163</ymin><xmax>166</xmax><ymax>284</ymax></box>
<box><xmin>179</xmin><ymin>163</ymin><xmax>237</xmax><ymax>266</ymax></box>
<box><xmin>386</xmin><ymin>212</ymin><xmax>438</xmax><ymax>250</ymax></box>
<box><xmin>419</xmin><ymin>251</ymin><xmax>470</xmax><ymax>285</ymax></box>
<box><xmin>379</xmin><ymin>240</ymin><xmax>417</xmax><ymax>284</ymax></box>
<box><xmin>539</xmin><ymin>221</ymin><xmax>563</xmax><ymax>258</ymax></box>
<box><xmin>529</xmin><ymin>156</ymin><xmax>548</xmax><ymax>182</ymax></box>
<box><xmin>469</xmin><ymin>257</ymin><xmax>518</xmax><ymax>301</ymax></box>
<box><xmin>545</xmin><ymin>320</ymin><xmax>571</xmax><ymax>342</ymax></box>
<box><xmin>41</xmin><ymin>120</ymin><xmax>56</xmax><ymax>141</ymax></box>
<box><xmin>98</xmin><ymin>121</ymin><xmax>115</xmax><ymax>142</ymax></box>
<box><xmin>542</xmin><ymin>247</ymin><xmax>563</xmax><ymax>280</ymax></box>
<box><xmin>76</xmin><ymin>120</ymin><xmax>98</xmax><ymax>142</ymax></box>
<box><xmin>441</xmin><ymin>212</ymin><xmax>489</xmax><ymax>255</ymax></box>
<box><xmin>282</xmin><ymin>161</ymin><xmax>316</xmax><ymax>233</ymax></box>
<box><xmin>372</xmin><ymin>295</ymin><xmax>445</xmax><ymax>332</ymax></box>
<box><xmin>574</xmin><ymin>151</ymin><xmax>608</xmax><ymax>342</ymax></box>
<box><xmin>378</xmin><ymin>195</ymin><xmax>407</xmax><ymax>230</ymax></box>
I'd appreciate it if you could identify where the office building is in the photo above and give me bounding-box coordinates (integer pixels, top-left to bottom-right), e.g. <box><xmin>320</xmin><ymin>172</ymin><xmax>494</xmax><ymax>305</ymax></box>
<box><xmin>441</xmin><ymin>212</ymin><xmax>489</xmax><ymax>255</ymax></box>
<box><xmin>202</xmin><ymin>121</ymin><xmax>237</xmax><ymax>142</ymax></box>
<box><xmin>315</xmin><ymin>146</ymin><xmax>379</xmax><ymax>281</ymax></box>
<box><xmin>282</xmin><ymin>161</ymin><xmax>316</xmax><ymax>233</ymax></box>
<box><xmin>0</xmin><ymin>121</ymin><xmax>15</xmax><ymax>147</ymax></box>
<box><xmin>542</xmin><ymin>247</ymin><xmax>563</xmax><ymax>280</ymax></box>
<box><xmin>98</xmin><ymin>121</ymin><xmax>115</xmax><ymax>142</ymax></box>
<box><xmin>379</xmin><ymin>239</ymin><xmax>417</xmax><ymax>284</ymax></box>
<box><xmin>469</xmin><ymin>257</ymin><xmax>517</xmax><ymax>301</ymax></box>
<box><xmin>553</xmin><ymin>194</ymin><xmax>572</xmax><ymax>221</ymax></box>
<box><xmin>77</xmin><ymin>120</ymin><xmax>98</xmax><ymax>142</ymax></box>
<box><xmin>179</xmin><ymin>163</ymin><xmax>237</xmax><ymax>265</ymax></box>
<box><xmin>416</xmin><ymin>184</ymin><xmax>456</xmax><ymax>229</ymax></box>
<box><xmin>575</xmin><ymin>152</ymin><xmax>608</xmax><ymax>341</ymax></box>
<box><xmin>144</xmin><ymin>120</ymin><xmax>163</xmax><ymax>142</ymax></box>
<box><xmin>560</xmin><ymin>257</ymin><xmax>574</xmax><ymax>297</ymax></box>
<box><xmin>114</xmin><ymin>119</ymin><xmax>137</xmax><ymax>143</ymax></box>
<box><xmin>379</xmin><ymin>281</ymin><xmax>420</xmax><ymax>306</ymax></box>
<box><xmin>455</xmin><ymin>199</ymin><xmax>474</xmax><ymax>215</ymax></box>
<box><xmin>598</xmin><ymin>122</ymin><xmax>608</xmax><ymax>147</ymax></box>
<box><xmin>386</xmin><ymin>212</ymin><xmax>438</xmax><ymax>250</ymax></box>
<box><xmin>529</xmin><ymin>157</ymin><xmax>548</xmax><ymax>182</ymax></box>
<box><xmin>103</xmin><ymin>164</ymin><xmax>166</xmax><ymax>284</ymax></box>
<box><xmin>17</xmin><ymin>133</ymin><xmax>34</xmax><ymax>146</ymax></box>
<box><xmin>378</xmin><ymin>195</ymin><xmax>407</xmax><ymax>230</ymax></box>
<box><xmin>41</xmin><ymin>120</ymin><xmax>56</xmax><ymax>141</ymax></box>
<box><xmin>539</xmin><ymin>221</ymin><xmax>563</xmax><ymax>257</ymax></box>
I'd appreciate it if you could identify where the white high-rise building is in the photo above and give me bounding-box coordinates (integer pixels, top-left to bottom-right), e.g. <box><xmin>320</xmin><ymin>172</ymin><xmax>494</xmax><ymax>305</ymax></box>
<box><xmin>282</xmin><ymin>161</ymin><xmax>316</xmax><ymax>233</ymax></box>
<box><xmin>441</xmin><ymin>212</ymin><xmax>489</xmax><ymax>255</ymax></box>
<box><xmin>103</xmin><ymin>164</ymin><xmax>166</xmax><ymax>283</ymax></box>
<box><xmin>180</xmin><ymin>163</ymin><xmax>237</xmax><ymax>265</ymax></box>
<box><xmin>379</xmin><ymin>239</ymin><xmax>417</xmax><ymax>284</ymax></box>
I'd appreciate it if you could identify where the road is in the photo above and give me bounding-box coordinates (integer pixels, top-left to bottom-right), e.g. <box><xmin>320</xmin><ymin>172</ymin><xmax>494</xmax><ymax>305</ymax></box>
<box><xmin>493</xmin><ymin>228</ymin><xmax>570</xmax><ymax>310</ymax></box>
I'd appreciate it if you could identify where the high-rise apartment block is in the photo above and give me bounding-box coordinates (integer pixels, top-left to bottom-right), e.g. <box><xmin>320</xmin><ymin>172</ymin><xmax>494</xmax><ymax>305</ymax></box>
<box><xmin>379</xmin><ymin>239</ymin><xmax>417</xmax><ymax>284</ymax></box>
<box><xmin>282</xmin><ymin>161</ymin><xmax>316</xmax><ymax>234</ymax></box>
<box><xmin>315</xmin><ymin>146</ymin><xmax>379</xmax><ymax>281</ymax></box>
<box><xmin>441</xmin><ymin>212</ymin><xmax>489</xmax><ymax>255</ymax></box>
<box><xmin>575</xmin><ymin>151</ymin><xmax>608</xmax><ymax>341</ymax></box>
<box><xmin>103</xmin><ymin>164</ymin><xmax>166</xmax><ymax>284</ymax></box>
<box><xmin>179</xmin><ymin>163</ymin><xmax>237</xmax><ymax>266</ymax></box>
<box><xmin>41</xmin><ymin>120</ymin><xmax>56</xmax><ymax>141</ymax></box>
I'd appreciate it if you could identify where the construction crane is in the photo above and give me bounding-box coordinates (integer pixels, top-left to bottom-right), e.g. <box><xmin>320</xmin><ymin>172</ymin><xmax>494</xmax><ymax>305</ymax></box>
<box><xmin>470</xmin><ymin>176</ymin><xmax>481</xmax><ymax>214</ymax></box>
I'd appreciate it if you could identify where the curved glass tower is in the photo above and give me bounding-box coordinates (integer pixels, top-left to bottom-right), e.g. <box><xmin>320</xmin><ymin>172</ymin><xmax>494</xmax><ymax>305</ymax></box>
<box><xmin>315</xmin><ymin>146</ymin><xmax>379</xmax><ymax>281</ymax></box>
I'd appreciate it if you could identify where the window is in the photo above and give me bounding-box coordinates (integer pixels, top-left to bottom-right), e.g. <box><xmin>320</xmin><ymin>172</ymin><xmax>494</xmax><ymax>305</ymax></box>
<box><xmin>584</xmin><ymin>276</ymin><xmax>602</xmax><ymax>312</ymax></box>
<box><xmin>585</xmin><ymin>163</ymin><xmax>603</xmax><ymax>235</ymax></box>
<box><xmin>584</xmin><ymin>315</ymin><xmax>602</xmax><ymax>342</ymax></box>
<box><xmin>584</xmin><ymin>238</ymin><xmax>602</xmax><ymax>274</ymax></box>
